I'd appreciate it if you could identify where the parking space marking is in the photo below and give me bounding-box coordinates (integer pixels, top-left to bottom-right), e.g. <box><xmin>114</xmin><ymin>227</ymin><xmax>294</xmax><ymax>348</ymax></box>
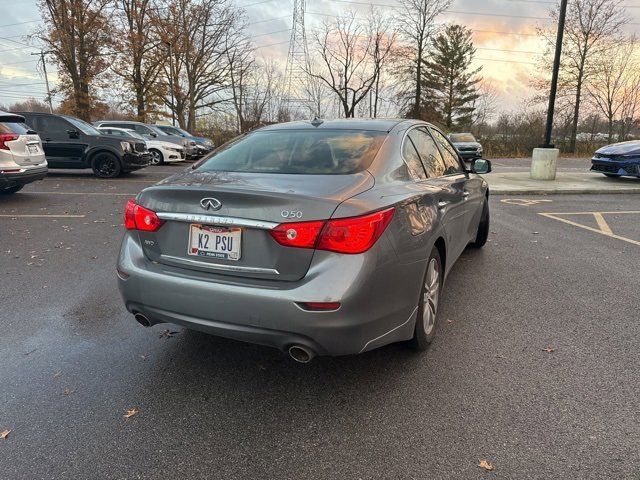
<box><xmin>501</xmin><ymin>199</ymin><xmax>553</xmax><ymax>206</ymax></box>
<box><xmin>0</xmin><ymin>214</ymin><xmax>86</xmax><ymax>218</ymax></box>
<box><xmin>24</xmin><ymin>191</ymin><xmax>135</xmax><ymax>197</ymax></box>
<box><xmin>539</xmin><ymin>211</ymin><xmax>640</xmax><ymax>246</ymax></box>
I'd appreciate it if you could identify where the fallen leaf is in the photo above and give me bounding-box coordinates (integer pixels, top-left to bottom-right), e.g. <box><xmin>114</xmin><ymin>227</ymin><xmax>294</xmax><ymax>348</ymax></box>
<box><xmin>447</xmin><ymin>319</ymin><xmax>453</xmax><ymax>324</ymax></box>
<box><xmin>139</xmin><ymin>354</ymin><xmax>148</xmax><ymax>361</ymax></box>
<box><xmin>53</xmin><ymin>370</ymin><xmax>62</xmax><ymax>378</ymax></box>
<box><xmin>63</xmin><ymin>388</ymin><xmax>75</xmax><ymax>396</ymax></box>
<box><xmin>1</xmin><ymin>429</ymin><xmax>11</xmax><ymax>440</ymax></box>
<box><xmin>541</xmin><ymin>347</ymin><xmax>555</xmax><ymax>353</ymax></box>
<box><xmin>478</xmin><ymin>459</ymin><xmax>494</xmax><ymax>471</ymax></box>
<box><xmin>159</xmin><ymin>330</ymin><xmax>178</xmax><ymax>339</ymax></box>
<box><xmin>123</xmin><ymin>407</ymin><xmax>139</xmax><ymax>419</ymax></box>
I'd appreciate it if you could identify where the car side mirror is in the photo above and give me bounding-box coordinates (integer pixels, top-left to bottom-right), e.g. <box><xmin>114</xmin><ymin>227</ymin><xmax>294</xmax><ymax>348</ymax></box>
<box><xmin>67</xmin><ymin>129</ymin><xmax>80</xmax><ymax>139</ymax></box>
<box><xmin>470</xmin><ymin>158</ymin><xmax>491</xmax><ymax>174</ymax></box>
<box><xmin>150</xmin><ymin>132</ymin><xmax>157</xmax><ymax>138</ymax></box>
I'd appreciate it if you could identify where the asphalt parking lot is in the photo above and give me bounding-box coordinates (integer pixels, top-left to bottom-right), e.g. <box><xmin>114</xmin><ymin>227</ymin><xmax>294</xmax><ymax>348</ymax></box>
<box><xmin>1</xmin><ymin>164</ymin><xmax>639</xmax><ymax>479</ymax></box>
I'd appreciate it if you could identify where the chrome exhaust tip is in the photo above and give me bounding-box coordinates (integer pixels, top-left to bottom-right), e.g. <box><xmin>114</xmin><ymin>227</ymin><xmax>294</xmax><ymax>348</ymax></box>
<box><xmin>133</xmin><ymin>312</ymin><xmax>151</xmax><ymax>328</ymax></box>
<box><xmin>288</xmin><ymin>345</ymin><xmax>315</xmax><ymax>363</ymax></box>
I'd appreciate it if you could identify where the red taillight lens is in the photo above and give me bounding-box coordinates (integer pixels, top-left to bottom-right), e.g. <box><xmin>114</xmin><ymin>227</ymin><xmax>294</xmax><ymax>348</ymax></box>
<box><xmin>270</xmin><ymin>220</ymin><xmax>325</xmax><ymax>248</ymax></box>
<box><xmin>317</xmin><ymin>207</ymin><xmax>395</xmax><ymax>254</ymax></box>
<box><xmin>124</xmin><ymin>199</ymin><xmax>164</xmax><ymax>232</ymax></box>
<box><xmin>0</xmin><ymin>133</ymin><xmax>19</xmax><ymax>150</ymax></box>
<box><xmin>270</xmin><ymin>207</ymin><xmax>395</xmax><ymax>254</ymax></box>
<box><xmin>297</xmin><ymin>302</ymin><xmax>341</xmax><ymax>311</ymax></box>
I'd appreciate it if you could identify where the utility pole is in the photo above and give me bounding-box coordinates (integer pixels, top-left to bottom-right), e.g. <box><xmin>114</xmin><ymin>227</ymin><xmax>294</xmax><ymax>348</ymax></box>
<box><xmin>165</xmin><ymin>42</ymin><xmax>176</xmax><ymax>126</ymax></box>
<box><xmin>543</xmin><ymin>0</ymin><xmax>568</xmax><ymax>148</ymax></box>
<box><xmin>530</xmin><ymin>0</ymin><xmax>568</xmax><ymax>181</ymax></box>
<box><xmin>32</xmin><ymin>50</ymin><xmax>53</xmax><ymax>113</ymax></box>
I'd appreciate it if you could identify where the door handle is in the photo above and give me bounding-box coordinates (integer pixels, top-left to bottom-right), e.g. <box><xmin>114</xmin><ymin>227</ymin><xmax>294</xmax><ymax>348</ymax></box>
<box><xmin>462</xmin><ymin>191</ymin><xmax>470</xmax><ymax>199</ymax></box>
<box><xmin>437</xmin><ymin>201</ymin><xmax>448</xmax><ymax>210</ymax></box>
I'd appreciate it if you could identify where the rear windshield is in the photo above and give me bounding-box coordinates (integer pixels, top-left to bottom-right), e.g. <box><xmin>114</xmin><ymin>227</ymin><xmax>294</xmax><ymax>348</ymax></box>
<box><xmin>196</xmin><ymin>129</ymin><xmax>386</xmax><ymax>174</ymax></box>
<box><xmin>449</xmin><ymin>133</ymin><xmax>476</xmax><ymax>143</ymax></box>
<box><xmin>0</xmin><ymin>121</ymin><xmax>32</xmax><ymax>135</ymax></box>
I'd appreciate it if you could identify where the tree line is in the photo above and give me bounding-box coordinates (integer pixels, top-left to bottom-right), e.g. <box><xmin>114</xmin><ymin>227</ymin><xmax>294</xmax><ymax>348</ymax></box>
<box><xmin>4</xmin><ymin>0</ymin><xmax>637</xmax><ymax>149</ymax></box>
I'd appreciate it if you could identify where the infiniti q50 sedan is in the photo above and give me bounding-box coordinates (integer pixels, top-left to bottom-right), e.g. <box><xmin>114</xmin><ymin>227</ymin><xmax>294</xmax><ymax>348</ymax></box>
<box><xmin>117</xmin><ymin>119</ymin><xmax>491</xmax><ymax>362</ymax></box>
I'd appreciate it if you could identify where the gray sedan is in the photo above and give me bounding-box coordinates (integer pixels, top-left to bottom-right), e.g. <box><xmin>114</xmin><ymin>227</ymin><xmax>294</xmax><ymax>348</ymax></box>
<box><xmin>117</xmin><ymin>119</ymin><xmax>491</xmax><ymax>362</ymax></box>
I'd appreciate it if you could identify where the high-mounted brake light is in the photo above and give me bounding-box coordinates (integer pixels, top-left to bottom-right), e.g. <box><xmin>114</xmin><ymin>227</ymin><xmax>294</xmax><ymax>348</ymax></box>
<box><xmin>124</xmin><ymin>199</ymin><xmax>165</xmax><ymax>232</ymax></box>
<box><xmin>0</xmin><ymin>133</ymin><xmax>19</xmax><ymax>150</ymax></box>
<box><xmin>269</xmin><ymin>207</ymin><xmax>395</xmax><ymax>254</ymax></box>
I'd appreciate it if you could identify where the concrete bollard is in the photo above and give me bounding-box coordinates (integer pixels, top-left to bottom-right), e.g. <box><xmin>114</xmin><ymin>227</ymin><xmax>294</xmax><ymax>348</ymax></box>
<box><xmin>530</xmin><ymin>148</ymin><xmax>559</xmax><ymax>180</ymax></box>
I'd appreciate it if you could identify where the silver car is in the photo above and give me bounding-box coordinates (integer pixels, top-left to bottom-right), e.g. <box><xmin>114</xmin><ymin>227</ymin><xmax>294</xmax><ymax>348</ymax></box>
<box><xmin>117</xmin><ymin>119</ymin><xmax>491</xmax><ymax>362</ymax></box>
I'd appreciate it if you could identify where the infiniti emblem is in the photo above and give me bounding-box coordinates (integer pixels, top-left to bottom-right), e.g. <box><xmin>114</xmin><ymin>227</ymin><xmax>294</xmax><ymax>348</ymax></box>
<box><xmin>200</xmin><ymin>197</ymin><xmax>222</xmax><ymax>211</ymax></box>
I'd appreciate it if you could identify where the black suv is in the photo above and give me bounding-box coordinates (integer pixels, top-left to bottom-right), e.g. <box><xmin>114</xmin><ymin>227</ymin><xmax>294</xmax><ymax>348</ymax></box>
<box><xmin>14</xmin><ymin>112</ymin><xmax>151</xmax><ymax>178</ymax></box>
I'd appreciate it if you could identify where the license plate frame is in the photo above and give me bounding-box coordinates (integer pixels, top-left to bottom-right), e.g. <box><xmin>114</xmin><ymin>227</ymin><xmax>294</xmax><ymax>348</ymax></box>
<box><xmin>187</xmin><ymin>224</ymin><xmax>241</xmax><ymax>261</ymax></box>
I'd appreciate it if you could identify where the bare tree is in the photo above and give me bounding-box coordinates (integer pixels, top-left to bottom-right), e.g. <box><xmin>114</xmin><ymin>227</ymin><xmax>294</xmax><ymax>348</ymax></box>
<box><xmin>539</xmin><ymin>0</ymin><xmax>629</xmax><ymax>151</ymax></box>
<box><xmin>111</xmin><ymin>0</ymin><xmax>166</xmax><ymax>121</ymax></box>
<box><xmin>36</xmin><ymin>0</ymin><xmax>112</xmax><ymax>120</ymax></box>
<box><xmin>159</xmin><ymin>0</ymin><xmax>243</xmax><ymax>130</ymax></box>
<box><xmin>619</xmin><ymin>72</ymin><xmax>640</xmax><ymax>140</ymax></box>
<box><xmin>394</xmin><ymin>0</ymin><xmax>451</xmax><ymax>118</ymax></box>
<box><xmin>226</xmin><ymin>36</ymin><xmax>255</xmax><ymax>132</ymax></box>
<box><xmin>588</xmin><ymin>38</ymin><xmax>637</xmax><ymax>142</ymax></box>
<box><xmin>308</xmin><ymin>12</ymin><xmax>395</xmax><ymax>118</ymax></box>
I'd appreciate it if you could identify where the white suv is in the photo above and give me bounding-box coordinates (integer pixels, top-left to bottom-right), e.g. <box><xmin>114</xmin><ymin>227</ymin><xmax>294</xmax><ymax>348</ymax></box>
<box><xmin>0</xmin><ymin>111</ymin><xmax>47</xmax><ymax>194</ymax></box>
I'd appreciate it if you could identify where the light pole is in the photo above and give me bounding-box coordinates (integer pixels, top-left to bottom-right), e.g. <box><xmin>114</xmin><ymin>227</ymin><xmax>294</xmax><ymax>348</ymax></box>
<box><xmin>531</xmin><ymin>0</ymin><xmax>568</xmax><ymax>180</ymax></box>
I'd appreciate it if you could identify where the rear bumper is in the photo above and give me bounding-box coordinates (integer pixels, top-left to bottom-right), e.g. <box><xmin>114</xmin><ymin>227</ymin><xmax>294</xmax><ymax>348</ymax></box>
<box><xmin>591</xmin><ymin>157</ymin><xmax>640</xmax><ymax>177</ymax></box>
<box><xmin>122</xmin><ymin>152</ymin><xmax>151</xmax><ymax>171</ymax></box>
<box><xmin>117</xmin><ymin>232</ymin><xmax>423</xmax><ymax>356</ymax></box>
<box><xmin>0</xmin><ymin>165</ymin><xmax>48</xmax><ymax>188</ymax></box>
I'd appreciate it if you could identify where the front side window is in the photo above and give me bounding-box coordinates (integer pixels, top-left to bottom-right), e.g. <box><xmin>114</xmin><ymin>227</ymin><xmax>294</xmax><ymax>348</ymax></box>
<box><xmin>408</xmin><ymin>127</ymin><xmax>446</xmax><ymax>178</ymax></box>
<box><xmin>430</xmin><ymin>128</ymin><xmax>464</xmax><ymax>175</ymax></box>
<box><xmin>64</xmin><ymin>116</ymin><xmax>101</xmax><ymax>135</ymax></box>
<box><xmin>132</xmin><ymin>124</ymin><xmax>154</xmax><ymax>136</ymax></box>
<box><xmin>196</xmin><ymin>129</ymin><xmax>386</xmax><ymax>175</ymax></box>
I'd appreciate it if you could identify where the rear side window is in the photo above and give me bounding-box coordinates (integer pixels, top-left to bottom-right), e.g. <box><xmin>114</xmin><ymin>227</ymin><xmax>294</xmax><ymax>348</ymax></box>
<box><xmin>196</xmin><ymin>129</ymin><xmax>386</xmax><ymax>175</ymax></box>
<box><xmin>430</xmin><ymin>128</ymin><xmax>464</xmax><ymax>175</ymax></box>
<box><xmin>408</xmin><ymin>127</ymin><xmax>445</xmax><ymax>178</ymax></box>
<box><xmin>0</xmin><ymin>122</ymin><xmax>31</xmax><ymax>135</ymax></box>
<box><xmin>36</xmin><ymin>116</ymin><xmax>70</xmax><ymax>137</ymax></box>
<box><xmin>402</xmin><ymin>136</ymin><xmax>427</xmax><ymax>180</ymax></box>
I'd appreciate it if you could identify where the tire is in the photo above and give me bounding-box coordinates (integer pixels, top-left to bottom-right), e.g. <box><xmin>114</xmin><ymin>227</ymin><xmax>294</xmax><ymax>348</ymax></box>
<box><xmin>410</xmin><ymin>246</ymin><xmax>443</xmax><ymax>351</ymax></box>
<box><xmin>604</xmin><ymin>173</ymin><xmax>621</xmax><ymax>178</ymax></box>
<box><xmin>0</xmin><ymin>185</ymin><xmax>23</xmax><ymax>195</ymax></box>
<box><xmin>91</xmin><ymin>152</ymin><xmax>122</xmax><ymax>178</ymax></box>
<box><xmin>469</xmin><ymin>199</ymin><xmax>489</xmax><ymax>249</ymax></box>
<box><xmin>149</xmin><ymin>149</ymin><xmax>164</xmax><ymax>165</ymax></box>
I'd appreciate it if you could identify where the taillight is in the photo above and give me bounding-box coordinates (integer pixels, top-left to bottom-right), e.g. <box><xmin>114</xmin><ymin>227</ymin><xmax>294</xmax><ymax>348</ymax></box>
<box><xmin>318</xmin><ymin>208</ymin><xmax>395</xmax><ymax>254</ymax></box>
<box><xmin>297</xmin><ymin>302</ymin><xmax>341</xmax><ymax>311</ymax></box>
<box><xmin>269</xmin><ymin>207</ymin><xmax>395</xmax><ymax>254</ymax></box>
<box><xmin>0</xmin><ymin>133</ymin><xmax>19</xmax><ymax>150</ymax></box>
<box><xmin>124</xmin><ymin>199</ymin><xmax>165</xmax><ymax>232</ymax></box>
<box><xmin>270</xmin><ymin>220</ymin><xmax>325</xmax><ymax>248</ymax></box>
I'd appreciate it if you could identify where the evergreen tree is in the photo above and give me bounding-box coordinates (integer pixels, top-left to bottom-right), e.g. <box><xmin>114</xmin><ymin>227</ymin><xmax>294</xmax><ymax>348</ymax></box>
<box><xmin>421</xmin><ymin>24</ymin><xmax>481</xmax><ymax>129</ymax></box>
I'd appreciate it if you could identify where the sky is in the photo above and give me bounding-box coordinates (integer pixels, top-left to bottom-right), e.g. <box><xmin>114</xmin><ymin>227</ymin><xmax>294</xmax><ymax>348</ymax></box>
<box><xmin>1</xmin><ymin>0</ymin><xmax>639</xmax><ymax>116</ymax></box>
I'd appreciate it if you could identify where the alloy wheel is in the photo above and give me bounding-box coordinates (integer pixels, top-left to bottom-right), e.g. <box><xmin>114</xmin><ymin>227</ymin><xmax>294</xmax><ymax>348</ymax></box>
<box><xmin>423</xmin><ymin>257</ymin><xmax>440</xmax><ymax>335</ymax></box>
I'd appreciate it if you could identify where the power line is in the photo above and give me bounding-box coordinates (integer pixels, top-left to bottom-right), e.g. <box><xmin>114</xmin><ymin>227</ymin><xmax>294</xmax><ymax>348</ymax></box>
<box><xmin>0</xmin><ymin>19</ymin><xmax>40</xmax><ymax>28</ymax></box>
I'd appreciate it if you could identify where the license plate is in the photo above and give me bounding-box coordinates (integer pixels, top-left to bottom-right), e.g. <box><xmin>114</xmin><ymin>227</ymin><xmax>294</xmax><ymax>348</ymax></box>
<box><xmin>188</xmin><ymin>225</ymin><xmax>241</xmax><ymax>261</ymax></box>
<box><xmin>27</xmin><ymin>144</ymin><xmax>39</xmax><ymax>154</ymax></box>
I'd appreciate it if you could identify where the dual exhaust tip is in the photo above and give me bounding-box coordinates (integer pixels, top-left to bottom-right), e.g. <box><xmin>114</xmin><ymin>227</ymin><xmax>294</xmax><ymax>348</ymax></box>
<box><xmin>133</xmin><ymin>312</ymin><xmax>316</xmax><ymax>363</ymax></box>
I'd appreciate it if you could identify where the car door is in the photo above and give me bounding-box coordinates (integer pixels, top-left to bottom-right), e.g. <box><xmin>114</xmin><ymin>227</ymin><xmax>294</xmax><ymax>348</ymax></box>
<box><xmin>34</xmin><ymin>116</ymin><xmax>86</xmax><ymax>167</ymax></box>
<box><xmin>429</xmin><ymin>127</ymin><xmax>484</xmax><ymax>245</ymax></box>
<box><xmin>408</xmin><ymin>127</ymin><xmax>469</xmax><ymax>262</ymax></box>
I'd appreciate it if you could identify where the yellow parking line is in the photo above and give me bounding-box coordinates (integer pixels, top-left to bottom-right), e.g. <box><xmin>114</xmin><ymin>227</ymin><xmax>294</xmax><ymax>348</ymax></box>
<box><xmin>592</xmin><ymin>213</ymin><xmax>613</xmax><ymax>235</ymax></box>
<box><xmin>539</xmin><ymin>212</ymin><xmax>640</xmax><ymax>246</ymax></box>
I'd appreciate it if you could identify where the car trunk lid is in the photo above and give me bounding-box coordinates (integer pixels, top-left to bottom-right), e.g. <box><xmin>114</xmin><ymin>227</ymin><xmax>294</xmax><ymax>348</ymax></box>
<box><xmin>135</xmin><ymin>170</ymin><xmax>374</xmax><ymax>281</ymax></box>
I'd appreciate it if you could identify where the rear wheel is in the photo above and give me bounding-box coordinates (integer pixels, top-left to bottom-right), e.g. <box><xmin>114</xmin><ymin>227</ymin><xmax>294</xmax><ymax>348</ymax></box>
<box><xmin>410</xmin><ymin>247</ymin><xmax>442</xmax><ymax>351</ymax></box>
<box><xmin>149</xmin><ymin>149</ymin><xmax>164</xmax><ymax>165</ymax></box>
<box><xmin>604</xmin><ymin>173</ymin><xmax>621</xmax><ymax>178</ymax></box>
<box><xmin>91</xmin><ymin>152</ymin><xmax>121</xmax><ymax>178</ymax></box>
<box><xmin>0</xmin><ymin>185</ymin><xmax>23</xmax><ymax>195</ymax></box>
<box><xmin>469</xmin><ymin>199</ymin><xmax>489</xmax><ymax>249</ymax></box>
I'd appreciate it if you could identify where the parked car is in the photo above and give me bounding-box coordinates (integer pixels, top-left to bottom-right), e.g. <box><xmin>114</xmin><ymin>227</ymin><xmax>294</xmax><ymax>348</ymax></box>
<box><xmin>94</xmin><ymin>120</ymin><xmax>197</xmax><ymax>159</ymax></box>
<box><xmin>155</xmin><ymin>124</ymin><xmax>214</xmax><ymax>158</ymax></box>
<box><xmin>15</xmin><ymin>112</ymin><xmax>150</xmax><ymax>178</ymax></box>
<box><xmin>96</xmin><ymin>126</ymin><xmax>185</xmax><ymax>165</ymax></box>
<box><xmin>591</xmin><ymin>140</ymin><xmax>640</xmax><ymax>178</ymax></box>
<box><xmin>117</xmin><ymin>118</ymin><xmax>491</xmax><ymax>362</ymax></box>
<box><xmin>447</xmin><ymin>132</ymin><xmax>483</xmax><ymax>160</ymax></box>
<box><xmin>0</xmin><ymin>111</ymin><xmax>47</xmax><ymax>194</ymax></box>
